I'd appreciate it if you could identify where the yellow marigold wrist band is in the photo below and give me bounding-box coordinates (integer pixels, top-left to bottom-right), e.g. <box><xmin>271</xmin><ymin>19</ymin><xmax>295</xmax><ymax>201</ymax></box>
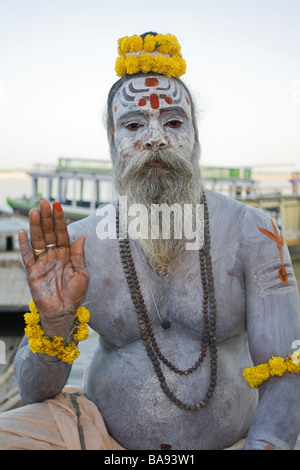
<box><xmin>243</xmin><ymin>354</ymin><xmax>300</xmax><ymax>388</ymax></box>
<box><xmin>24</xmin><ymin>300</ymin><xmax>90</xmax><ymax>365</ymax></box>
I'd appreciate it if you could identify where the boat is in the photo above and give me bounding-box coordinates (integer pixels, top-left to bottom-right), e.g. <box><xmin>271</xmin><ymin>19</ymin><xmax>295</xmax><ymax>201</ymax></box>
<box><xmin>7</xmin><ymin>157</ymin><xmax>115</xmax><ymax>223</ymax></box>
<box><xmin>7</xmin><ymin>158</ymin><xmax>256</xmax><ymax>218</ymax></box>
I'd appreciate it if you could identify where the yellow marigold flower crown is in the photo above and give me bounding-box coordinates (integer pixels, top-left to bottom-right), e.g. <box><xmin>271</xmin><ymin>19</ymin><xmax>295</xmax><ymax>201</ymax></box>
<box><xmin>115</xmin><ymin>33</ymin><xmax>186</xmax><ymax>78</ymax></box>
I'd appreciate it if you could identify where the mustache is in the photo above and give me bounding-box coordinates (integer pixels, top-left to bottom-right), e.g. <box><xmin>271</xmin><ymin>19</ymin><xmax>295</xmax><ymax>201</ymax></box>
<box><xmin>119</xmin><ymin>149</ymin><xmax>195</xmax><ymax>182</ymax></box>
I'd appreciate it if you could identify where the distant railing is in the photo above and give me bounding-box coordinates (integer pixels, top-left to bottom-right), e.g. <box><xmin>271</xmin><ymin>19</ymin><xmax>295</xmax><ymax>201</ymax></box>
<box><xmin>32</xmin><ymin>158</ymin><xmax>253</xmax><ymax>181</ymax></box>
<box><xmin>58</xmin><ymin>157</ymin><xmax>113</xmax><ymax>172</ymax></box>
<box><xmin>31</xmin><ymin>163</ymin><xmax>57</xmax><ymax>172</ymax></box>
<box><xmin>202</xmin><ymin>167</ymin><xmax>252</xmax><ymax>180</ymax></box>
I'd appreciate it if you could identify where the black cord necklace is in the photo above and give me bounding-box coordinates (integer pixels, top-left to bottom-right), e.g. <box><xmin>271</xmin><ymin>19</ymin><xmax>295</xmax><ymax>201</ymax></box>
<box><xmin>116</xmin><ymin>190</ymin><xmax>217</xmax><ymax>410</ymax></box>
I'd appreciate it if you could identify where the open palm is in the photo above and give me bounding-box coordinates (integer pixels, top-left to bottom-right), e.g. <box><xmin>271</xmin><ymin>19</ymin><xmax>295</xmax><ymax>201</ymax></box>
<box><xmin>19</xmin><ymin>200</ymin><xmax>89</xmax><ymax>338</ymax></box>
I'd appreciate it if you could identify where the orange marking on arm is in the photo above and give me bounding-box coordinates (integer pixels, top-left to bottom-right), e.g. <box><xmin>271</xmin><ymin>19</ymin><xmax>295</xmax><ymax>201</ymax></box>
<box><xmin>258</xmin><ymin>219</ymin><xmax>288</xmax><ymax>286</ymax></box>
<box><xmin>258</xmin><ymin>227</ymin><xmax>278</xmax><ymax>243</ymax></box>
<box><xmin>278</xmin><ymin>266</ymin><xmax>288</xmax><ymax>286</ymax></box>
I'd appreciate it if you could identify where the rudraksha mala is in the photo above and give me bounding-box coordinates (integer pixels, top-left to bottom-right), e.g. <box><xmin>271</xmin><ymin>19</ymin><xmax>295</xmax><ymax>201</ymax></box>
<box><xmin>116</xmin><ymin>190</ymin><xmax>217</xmax><ymax>410</ymax></box>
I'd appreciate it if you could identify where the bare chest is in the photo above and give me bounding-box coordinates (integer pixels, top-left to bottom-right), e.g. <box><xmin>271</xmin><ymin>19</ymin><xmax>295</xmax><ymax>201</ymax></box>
<box><xmin>84</xmin><ymin>239</ymin><xmax>246</xmax><ymax>347</ymax></box>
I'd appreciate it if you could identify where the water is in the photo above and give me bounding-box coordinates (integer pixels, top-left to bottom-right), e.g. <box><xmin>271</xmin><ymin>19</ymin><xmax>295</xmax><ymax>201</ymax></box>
<box><xmin>0</xmin><ymin>173</ymin><xmax>32</xmax><ymax>207</ymax></box>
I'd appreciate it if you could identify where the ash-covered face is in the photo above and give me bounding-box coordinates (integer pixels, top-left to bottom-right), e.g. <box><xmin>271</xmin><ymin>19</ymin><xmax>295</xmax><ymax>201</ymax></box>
<box><xmin>111</xmin><ymin>76</ymin><xmax>201</xmax><ymax>272</ymax></box>
<box><xmin>112</xmin><ymin>75</ymin><xmax>195</xmax><ymax>166</ymax></box>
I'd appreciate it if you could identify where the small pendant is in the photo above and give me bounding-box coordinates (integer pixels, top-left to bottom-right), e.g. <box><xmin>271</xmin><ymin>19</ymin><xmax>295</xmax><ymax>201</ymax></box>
<box><xmin>161</xmin><ymin>320</ymin><xmax>171</xmax><ymax>329</ymax></box>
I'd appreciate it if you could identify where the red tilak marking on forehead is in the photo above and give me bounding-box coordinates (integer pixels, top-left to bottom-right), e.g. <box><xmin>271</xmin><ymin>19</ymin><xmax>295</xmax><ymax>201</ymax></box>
<box><xmin>137</xmin><ymin>94</ymin><xmax>173</xmax><ymax>108</ymax></box>
<box><xmin>150</xmin><ymin>94</ymin><xmax>160</xmax><ymax>109</ymax></box>
<box><xmin>145</xmin><ymin>77</ymin><xmax>159</xmax><ymax>87</ymax></box>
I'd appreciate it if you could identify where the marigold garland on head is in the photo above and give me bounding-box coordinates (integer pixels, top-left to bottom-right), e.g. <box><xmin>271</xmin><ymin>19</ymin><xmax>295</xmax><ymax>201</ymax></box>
<box><xmin>24</xmin><ymin>300</ymin><xmax>90</xmax><ymax>364</ymax></box>
<box><xmin>115</xmin><ymin>33</ymin><xmax>186</xmax><ymax>78</ymax></box>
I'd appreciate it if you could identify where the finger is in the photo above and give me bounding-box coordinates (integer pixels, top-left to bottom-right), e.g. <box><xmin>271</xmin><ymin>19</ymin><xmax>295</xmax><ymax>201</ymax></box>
<box><xmin>53</xmin><ymin>202</ymin><xmax>70</xmax><ymax>248</ymax></box>
<box><xmin>40</xmin><ymin>200</ymin><xmax>57</xmax><ymax>246</ymax></box>
<box><xmin>29</xmin><ymin>208</ymin><xmax>47</xmax><ymax>250</ymax></box>
<box><xmin>18</xmin><ymin>229</ymin><xmax>36</xmax><ymax>270</ymax></box>
<box><xmin>70</xmin><ymin>236</ymin><xmax>88</xmax><ymax>275</ymax></box>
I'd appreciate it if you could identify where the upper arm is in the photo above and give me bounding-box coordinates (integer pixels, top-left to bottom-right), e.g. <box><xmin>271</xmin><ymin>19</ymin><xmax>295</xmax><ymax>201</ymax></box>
<box><xmin>243</xmin><ymin>210</ymin><xmax>300</xmax><ymax>365</ymax></box>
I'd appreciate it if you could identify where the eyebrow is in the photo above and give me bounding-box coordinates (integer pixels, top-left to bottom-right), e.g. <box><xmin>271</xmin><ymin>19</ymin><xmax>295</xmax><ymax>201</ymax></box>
<box><xmin>117</xmin><ymin>110</ymin><xmax>149</xmax><ymax>121</ymax></box>
<box><xmin>160</xmin><ymin>106</ymin><xmax>190</xmax><ymax>121</ymax></box>
<box><xmin>160</xmin><ymin>106</ymin><xmax>187</xmax><ymax>115</ymax></box>
<box><xmin>117</xmin><ymin>106</ymin><xmax>189</xmax><ymax>122</ymax></box>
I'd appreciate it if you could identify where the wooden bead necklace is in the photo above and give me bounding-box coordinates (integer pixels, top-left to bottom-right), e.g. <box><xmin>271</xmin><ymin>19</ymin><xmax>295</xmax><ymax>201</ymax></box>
<box><xmin>116</xmin><ymin>190</ymin><xmax>217</xmax><ymax>410</ymax></box>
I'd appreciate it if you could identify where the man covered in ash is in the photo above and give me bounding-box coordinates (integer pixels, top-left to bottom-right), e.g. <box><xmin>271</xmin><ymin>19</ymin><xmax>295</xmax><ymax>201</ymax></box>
<box><xmin>0</xmin><ymin>32</ymin><xmax>300</xmax><ymax>450</ymax></box>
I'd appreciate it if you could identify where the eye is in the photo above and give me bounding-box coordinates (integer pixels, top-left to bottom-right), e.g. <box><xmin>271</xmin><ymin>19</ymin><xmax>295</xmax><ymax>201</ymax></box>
<box><xmin>164</xmin><ymin>120</ymin><xmax>182</xmax><ymax>129</ymax></box>
<box><xmin>126</xmin><ymin>122</ymin><xmax>143</xmax><ymax>131</ymax></box>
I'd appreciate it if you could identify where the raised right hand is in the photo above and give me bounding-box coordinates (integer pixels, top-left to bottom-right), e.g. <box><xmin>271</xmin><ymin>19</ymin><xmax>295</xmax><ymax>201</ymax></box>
<box><xmin>19</xmin><ymin>200</ymin><xmax>90</xmax><ymax>339</ymax></box>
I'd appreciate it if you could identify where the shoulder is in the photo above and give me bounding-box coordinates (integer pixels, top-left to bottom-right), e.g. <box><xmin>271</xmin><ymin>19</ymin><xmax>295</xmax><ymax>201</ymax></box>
<box><xmin>67</xmin><ymin>201</ymin><xmax>118</xmax><ymax>242</ymax></box>
<box><xmin>67</xmin><ymin>203</ymin><xmax>120</xmax><ymax>268</ymax></box>
<box><xmin>205</xmin><ymin>189</ymin><xmax>275</xmax><ymax>246</ymax></box>
<box><xmin>67</xmin><ymin>213</ymin><xmax>97</xmax><ymax>241</ymax></box>
<box><xmin>206</xmin><ymin>188</ymin><xmax>271</xmax><ymax>222</ymax></box>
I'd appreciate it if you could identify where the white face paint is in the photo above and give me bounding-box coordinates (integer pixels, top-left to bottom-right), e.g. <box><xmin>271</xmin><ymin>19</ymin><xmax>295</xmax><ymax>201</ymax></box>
<box><xmin>112</xmin><ymin>76</ymin><xmax>195</xmax><ymax>166</ymax></box>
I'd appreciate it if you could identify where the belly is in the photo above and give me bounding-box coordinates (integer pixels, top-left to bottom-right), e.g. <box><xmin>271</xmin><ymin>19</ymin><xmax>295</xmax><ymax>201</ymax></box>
<box><xmin>85</xmin><ymin>332</ymin><xmax>258</xmax><ymax>450</ymax></box>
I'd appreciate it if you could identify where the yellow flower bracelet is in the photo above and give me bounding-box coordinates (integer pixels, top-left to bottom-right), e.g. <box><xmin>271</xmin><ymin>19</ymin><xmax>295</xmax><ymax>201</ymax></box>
<box><xmin>243</xmin><ymin>354</ymin><xmax>300</xmax><ymax>388</ymax></box>
<box><xmin>24</xmin><ymin>300</ymin><xmax>90</xmax><ymax>365</ymax></box>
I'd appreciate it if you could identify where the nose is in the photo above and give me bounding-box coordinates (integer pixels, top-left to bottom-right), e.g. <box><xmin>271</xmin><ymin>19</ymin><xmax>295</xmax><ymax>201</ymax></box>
<box><xmin>144</xmin><ymin>125</ymin><xmax>168</xmax><ymax>151</ymax></box>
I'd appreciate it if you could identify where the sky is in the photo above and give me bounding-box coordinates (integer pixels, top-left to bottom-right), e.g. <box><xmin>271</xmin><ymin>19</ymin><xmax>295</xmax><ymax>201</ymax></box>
<box><xmin>0</xmin><ymin>0</ymin><xmax>300</xmax><ymax>172</ymax></box>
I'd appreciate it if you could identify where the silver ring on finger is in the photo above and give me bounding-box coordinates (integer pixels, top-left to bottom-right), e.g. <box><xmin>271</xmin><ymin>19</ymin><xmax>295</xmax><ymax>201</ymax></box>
<box><xmin>46</xmin><ymin>243</ymin><xmax>56</xmax><ymax>248</ymax></box>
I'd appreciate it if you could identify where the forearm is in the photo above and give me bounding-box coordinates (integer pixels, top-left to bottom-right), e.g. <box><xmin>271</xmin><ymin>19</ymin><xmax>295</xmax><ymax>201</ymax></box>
<box><xmin>14</xmin><ymin>336</ymin><xmax>72</xmax><ymax>403</ymax></box>
<box><xmin>244</xmin><ymin>374</ymin><xmax>300</xmax><ymax>450</ymax></box>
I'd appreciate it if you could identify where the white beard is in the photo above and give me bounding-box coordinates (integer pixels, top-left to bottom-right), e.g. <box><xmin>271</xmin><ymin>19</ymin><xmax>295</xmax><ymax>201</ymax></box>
<box><xmin>114</xmin><ymin>149</ymin><xmax>203</xmax><ymax>275</ymax></box>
